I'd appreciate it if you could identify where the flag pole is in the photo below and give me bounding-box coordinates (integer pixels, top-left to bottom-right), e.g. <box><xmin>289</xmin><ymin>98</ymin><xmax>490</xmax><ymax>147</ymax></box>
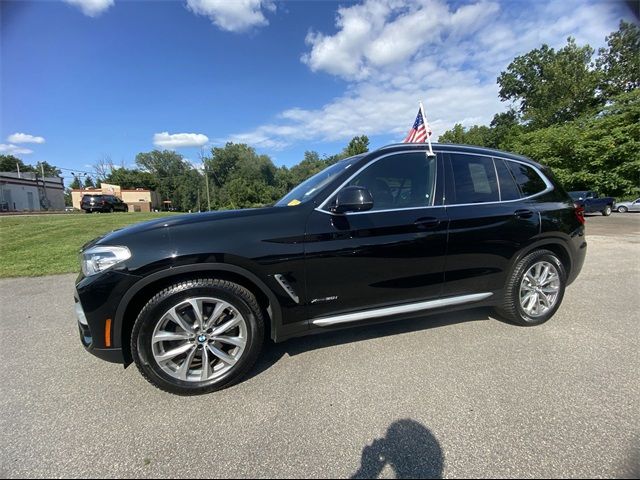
<box><xmin>419</xmin><ymin>100</ymin><xmax>435</xmax><ymax>157</ymax></box>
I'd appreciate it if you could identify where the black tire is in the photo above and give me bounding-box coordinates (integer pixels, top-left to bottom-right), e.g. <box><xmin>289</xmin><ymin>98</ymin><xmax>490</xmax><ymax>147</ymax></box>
<box><xmin>618</xmin><ymin>206</ymin><xmax>628</xmax><ymax>213</ymax></box>
<box><xmin>131</xmin><ymin>278</ymin><xmax>264</xmax><ymax>395</ymax></box>
<box><xmin>602</xmin><ymin>205</ymin><xmax>612</xmax><ymax>216</ymax></box>
<box><xmin>494</xmin><ymin>249</ymin><xmax>566</xmax><ymax>326</ymax></box>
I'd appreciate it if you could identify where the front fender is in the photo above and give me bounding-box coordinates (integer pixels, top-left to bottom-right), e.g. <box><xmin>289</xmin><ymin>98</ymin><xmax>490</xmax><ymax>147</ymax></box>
<box><xmin>113</xmin><ymin>262</ymin><xmax>285</xmax><ymax>353</ymax></box>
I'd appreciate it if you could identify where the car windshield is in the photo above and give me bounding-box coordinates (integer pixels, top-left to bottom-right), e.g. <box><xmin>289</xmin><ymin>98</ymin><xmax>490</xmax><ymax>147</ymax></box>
<box><xmin>275</xmin><ymin>155</ymin><xmax>362</xmax><ymax>207</ymax></box>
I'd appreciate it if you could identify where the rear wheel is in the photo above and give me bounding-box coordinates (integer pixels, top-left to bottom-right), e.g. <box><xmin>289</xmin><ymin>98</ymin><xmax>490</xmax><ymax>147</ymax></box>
<box><xmin>495</xmin><ymin>249</ymin><xmax>566</xmax><ymax>326</ymax></box>
<box><xmin>602</xmin><ymin>206</ymin><xmax>612</xmax><ymax>216</ymax></box>
<box><xmin>618</xmin><ymin>206</ymin><xmax>628</xmax><ymax>213</ymax></box>
<box><xmin>131</xmin><ymin>278</ymin><xmax>264</xmax><ymax>395</ymax></box>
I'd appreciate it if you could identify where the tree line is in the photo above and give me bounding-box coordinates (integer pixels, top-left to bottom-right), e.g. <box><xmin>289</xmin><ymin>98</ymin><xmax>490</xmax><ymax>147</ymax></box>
<box><xmin>439</xmin><ymin>21</ymin><xmax>639</xmax><ymax>199</ymax></box>
<box><xmin>93</xmin><ymin>135</ymin><xmax>368</xmax><ymax>211</ymax></box>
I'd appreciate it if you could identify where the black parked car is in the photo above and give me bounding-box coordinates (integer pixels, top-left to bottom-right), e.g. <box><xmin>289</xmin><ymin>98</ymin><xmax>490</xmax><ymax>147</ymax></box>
<box><xmin>81</xmin><ymin>194</ymin><xmax>128</xmax><ymax>213</ymax></box>
<box><xmin>75</xmin><ymin>143</ymin><xmax>587</xmax><ymax>395</ymax></box>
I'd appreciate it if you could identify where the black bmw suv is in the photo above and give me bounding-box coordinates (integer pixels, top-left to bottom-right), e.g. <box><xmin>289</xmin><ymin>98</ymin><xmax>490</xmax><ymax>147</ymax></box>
<box><xmin>75</xmin><ymin>143</ymin><xmax>587</xmax><ymax>395</ymax></box>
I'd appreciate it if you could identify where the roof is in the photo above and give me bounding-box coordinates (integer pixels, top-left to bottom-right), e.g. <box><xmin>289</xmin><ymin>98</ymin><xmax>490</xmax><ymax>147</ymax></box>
<box><xmin>374</xmin><ymin>143</ymin><xmax>542</xmax><ymax>168</ymax></box>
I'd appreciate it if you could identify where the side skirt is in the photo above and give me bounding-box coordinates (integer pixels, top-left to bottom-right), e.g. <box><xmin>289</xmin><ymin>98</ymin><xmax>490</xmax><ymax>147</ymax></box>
<box><xmin>311</xmin><ymin>293</ymin><xmax>493</xmax><ymax>327</ymax></box>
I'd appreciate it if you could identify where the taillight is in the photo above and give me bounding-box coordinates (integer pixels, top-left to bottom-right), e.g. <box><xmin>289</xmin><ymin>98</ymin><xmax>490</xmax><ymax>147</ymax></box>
<box><xmin>574</xmin><ymin>203</ymin><xmax>585</xmax><ymax>224</ymax></box>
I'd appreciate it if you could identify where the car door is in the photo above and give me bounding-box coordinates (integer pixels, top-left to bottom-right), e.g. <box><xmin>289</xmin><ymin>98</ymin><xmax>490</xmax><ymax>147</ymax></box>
<box><xmin>443</xmin><ymin>153</ymin><xmax>542</xmax><ymax>297</ymax></box>
<box><xmin>303</xmin><ymin>150</ymin><xmax>448</xmax><ymax>321</ymax></box>
<box><xmin>631</xmin><ymin>199</ymin><xmax>640</xmax><ymax>212</ymax></box>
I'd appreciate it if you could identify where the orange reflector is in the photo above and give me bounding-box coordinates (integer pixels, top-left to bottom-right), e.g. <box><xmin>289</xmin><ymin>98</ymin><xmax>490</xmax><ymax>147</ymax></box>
<box><xmin>105</xmin><ymin>319</ymin><xmax>112</xmax><ymax>348</ymax></box>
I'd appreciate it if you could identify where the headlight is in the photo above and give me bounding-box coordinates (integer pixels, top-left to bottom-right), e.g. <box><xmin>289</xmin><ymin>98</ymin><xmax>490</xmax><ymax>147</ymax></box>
<box><xmin>80</xmin><ymin>246</ymin><xmax>131</xmax><ymax>276</ymax></box>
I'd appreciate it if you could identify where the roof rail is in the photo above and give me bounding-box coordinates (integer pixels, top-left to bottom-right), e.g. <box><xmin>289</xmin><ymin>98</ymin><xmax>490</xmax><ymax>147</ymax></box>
<box><xmin>376</xmin><ymin>142</ymin><xmax>441</xmax><ymax>151</ymax></box>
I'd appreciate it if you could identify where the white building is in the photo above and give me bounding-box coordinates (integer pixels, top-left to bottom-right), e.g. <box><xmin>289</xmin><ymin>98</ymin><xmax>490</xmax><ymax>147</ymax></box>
<box><xmin>0</xmin><ymin>172</ymin><xmax>65</xmax><ymax>212</ymax></box>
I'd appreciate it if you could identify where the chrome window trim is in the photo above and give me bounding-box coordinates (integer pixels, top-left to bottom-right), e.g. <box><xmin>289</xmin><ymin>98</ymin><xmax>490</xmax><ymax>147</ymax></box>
<box><xmin>315</xmin><ymin>149</ymin><xmax>553</xmax><ymax>216</ymax></box>
<box><xmin>312</xmin><ymin>292</ymin><xmax>493</xmax><ymax>327</ymax></box>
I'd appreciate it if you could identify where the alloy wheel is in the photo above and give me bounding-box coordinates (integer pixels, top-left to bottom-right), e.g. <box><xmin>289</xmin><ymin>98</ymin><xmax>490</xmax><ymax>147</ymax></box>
<box><xmin>151</xmin><ymin>297</ymin><xmax>248</xmax><ymax>383</ymax></box>
<box><xmin>519</xmin><ymin>261</ymin><xmax>561</xmax><ymax>318</ymax></box>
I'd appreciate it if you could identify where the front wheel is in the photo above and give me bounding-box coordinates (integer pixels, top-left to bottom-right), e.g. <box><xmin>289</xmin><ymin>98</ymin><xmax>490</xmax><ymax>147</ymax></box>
<box><xmin>618</xmin><ymin>206</ymin><xmax>628</xmax><ymax>213</ymax></box>
<box><xmin>602</xmin><ymin>206</ymin><xmax>612</xmax><ymax>216</ymax></box>
<box><xmin>131</xmin><ymin>278</ymin><xmax>265</xmax><ymax>395</ymax></box>
<box><xmin>495</xmin><ymin>250</ymin><xmax>566</xmax><ymax>326</ymax></box>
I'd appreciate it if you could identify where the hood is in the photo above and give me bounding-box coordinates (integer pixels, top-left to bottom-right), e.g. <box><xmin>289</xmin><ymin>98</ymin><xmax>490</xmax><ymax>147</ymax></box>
<box><xmin>92</xmin><ymin>206</ymin><xmax>287</xmax><ymax>246</ymax></box>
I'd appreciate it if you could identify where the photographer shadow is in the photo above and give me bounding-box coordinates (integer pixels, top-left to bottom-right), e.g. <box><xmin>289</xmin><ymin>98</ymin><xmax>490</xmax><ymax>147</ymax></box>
<box><xmin>351</xmin><ymin>419</ymin><xmax>443</xmax><ymax>479</ymax></box>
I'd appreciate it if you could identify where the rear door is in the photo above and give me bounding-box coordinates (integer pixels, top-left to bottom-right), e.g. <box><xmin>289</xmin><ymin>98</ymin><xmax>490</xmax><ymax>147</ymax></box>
<box><xmin>304</xmin><ymin>150</ymin><xmax>448</xmax><ymax>320</ymax></box>
<box><xmin>443</xmin><ymin>152</ymin><xmax>541</xmax><ymax>296</ymax></box>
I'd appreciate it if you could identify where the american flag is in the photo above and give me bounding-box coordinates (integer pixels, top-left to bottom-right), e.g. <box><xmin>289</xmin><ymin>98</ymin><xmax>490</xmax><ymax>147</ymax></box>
<box><xmin>403</xmin><ymin>108</ymin><xmax>433</xmax><ymax>143</ymax></box>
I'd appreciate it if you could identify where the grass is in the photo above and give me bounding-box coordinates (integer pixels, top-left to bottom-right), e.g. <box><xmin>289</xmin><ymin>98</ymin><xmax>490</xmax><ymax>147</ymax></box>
<box><xmin>0</xmin><ymin>212</ymin><xmax>177</xmax><ymax>278</ymax></box>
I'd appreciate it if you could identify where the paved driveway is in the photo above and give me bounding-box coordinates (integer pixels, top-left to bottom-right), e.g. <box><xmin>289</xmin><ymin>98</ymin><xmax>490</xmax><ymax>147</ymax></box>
<box><xmin>1</xmin><ymin>215</ymin><xmax>639</xmax><ymax>478</ymax></box>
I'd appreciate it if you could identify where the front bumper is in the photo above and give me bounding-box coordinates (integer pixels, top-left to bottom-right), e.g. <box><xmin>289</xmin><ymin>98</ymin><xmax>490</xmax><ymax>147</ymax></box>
<box><xmin>75</xmin><ymin>270</ymin><xmax>141</xmax><ymax>364</ymax></box>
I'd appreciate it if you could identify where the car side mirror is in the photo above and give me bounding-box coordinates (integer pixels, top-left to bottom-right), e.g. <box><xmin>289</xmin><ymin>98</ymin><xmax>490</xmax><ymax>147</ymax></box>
<box><xmin>332</xmin><ymin>186</ymin><xmax>374</xmax><ymax>214</ymax></box>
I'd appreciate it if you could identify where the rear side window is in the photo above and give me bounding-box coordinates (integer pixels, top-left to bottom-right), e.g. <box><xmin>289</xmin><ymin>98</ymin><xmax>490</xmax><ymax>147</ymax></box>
<box><xmin>448</xmin><ymin>154</ymin><xmax>499</xmax><ymax>204</ymax></box>
<box><xmin>494</xmin><ymin>158</ymin><xmax>521</xmax><ymax>201</ymax></box>
<box><xmin>507</xmin><ymin>161</ymin><xmax>547</xmax><ymax>196</ymax></box>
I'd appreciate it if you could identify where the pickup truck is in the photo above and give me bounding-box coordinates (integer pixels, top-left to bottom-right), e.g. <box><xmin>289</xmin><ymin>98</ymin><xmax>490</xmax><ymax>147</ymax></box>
<box><xmin>569</xmin><ymin>191</ymin><xmax>616</xmax><ymax>216</ymax></box>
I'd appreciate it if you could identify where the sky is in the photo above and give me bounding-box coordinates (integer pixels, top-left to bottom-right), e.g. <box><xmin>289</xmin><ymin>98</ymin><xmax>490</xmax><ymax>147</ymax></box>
<box><xmin>0</xmin><ymin>0</ymin><xmax>636</xmax><ymax>185</ymax></box>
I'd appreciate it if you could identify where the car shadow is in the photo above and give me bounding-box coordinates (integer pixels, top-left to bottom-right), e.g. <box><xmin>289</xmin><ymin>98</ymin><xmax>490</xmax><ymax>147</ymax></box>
<box><xmin>351</xmin><ymin>419</ymin><xmax>444</xmax><ymax>479</ymax></box>
<box><xmin>246</xmin><ymin>307</ymin><xmax>497</xmax><ymax>382</ymax></box>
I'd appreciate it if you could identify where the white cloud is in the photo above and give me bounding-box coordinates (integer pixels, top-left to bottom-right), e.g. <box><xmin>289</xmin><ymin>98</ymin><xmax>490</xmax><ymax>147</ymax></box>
<box><xmin>153</xmin><ymin>132</ymin><xmax>210</xmax><ymax>149</ymax></box>
<box><xmin>64</xmin><ymin>0</ymin><xmax>114</xmax><ymax>17</ymax></box>
<box><xmin>0</xmin><ymin>144</ymin><xmax>34</xmax><ymax>155</ymax></box>
<box><xmin>186</xmin><ymin>0</ymin><xmax>275</xmax><ymax>32</ymax></box>
<box><xmin>7</xmin><ymin>133</ymin><xmax>45</xmax><ymax>144</ymax></box>
<box><xmin>230</xmin><ymin>0</ymin><xmax>629</xmax><ymax>149</ymax></box>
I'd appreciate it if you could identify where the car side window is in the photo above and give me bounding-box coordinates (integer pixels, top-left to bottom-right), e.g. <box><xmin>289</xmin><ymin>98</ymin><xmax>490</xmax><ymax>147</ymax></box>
<box><xmin>507</xmin><ymin>161</ymin><xmax>547</xmax><ymax>197</ymax></box>
<box><xmin>343</xmin><ymin>152</ymin><xmax>436</xmax><ymax>211</ymax></box>
<box><xmin>494</xmin><ymin>158</ymin><xmax>521</xmax><ymax>201</ymax></box>
<box><xmin>448</xmin><ymin>154</ymin><xmax>499</xmax><ymax>204</ymax></box>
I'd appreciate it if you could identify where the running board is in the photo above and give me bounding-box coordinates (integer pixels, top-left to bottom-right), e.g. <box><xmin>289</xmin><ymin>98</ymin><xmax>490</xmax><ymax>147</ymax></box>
<box><xmin>311</xmin><ymin>292</ymin><xmax>493</xmax><ymax>327</ymax></box>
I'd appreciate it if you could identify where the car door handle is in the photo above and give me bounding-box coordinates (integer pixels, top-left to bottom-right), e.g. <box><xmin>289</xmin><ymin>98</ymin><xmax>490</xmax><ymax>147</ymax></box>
<box><xmin>414</xmin><ymin>217</ymin><xmax>441</xmax><ymax>230</ymax></box>
<box><xmin>514</xmin><ymin>209</ymin><xmax>535</xmax><ymax>219</ymax></box>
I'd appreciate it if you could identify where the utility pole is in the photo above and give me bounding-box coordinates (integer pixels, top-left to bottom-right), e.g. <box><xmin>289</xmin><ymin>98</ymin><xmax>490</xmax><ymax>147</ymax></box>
<box><xmin>204</xmin><ymin>170</ymin><xmax>211</xmax><ymax>211</ymax></box>
<box><xmin>16</xmin><ymin>163</ymin><xmax>21</xmax><ymax>179</ymax></box>
<box><xmin>40</xmin><ymin>163</ymin><xmax>51</xmax><ymax>210</ymax></box>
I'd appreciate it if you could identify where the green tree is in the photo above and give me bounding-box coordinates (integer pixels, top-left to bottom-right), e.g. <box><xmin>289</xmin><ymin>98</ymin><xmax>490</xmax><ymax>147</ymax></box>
<box><xmin>83</xmin><ymin>176</ymin><xmax>95</xmax><ymax>188</ymax></box>
<box><xmin>203</xmin><ymin>143</ymin><xmax>281</xmax><ymax>209</ymax></box>
<box><xmin>68</xmin><ymin>176</ymin><xmax>82</xmax><ymax>189</ymax></box>
<box><xmin>507</xmin><ymin>90</ymin><xmax>640</xmax><ymax>198</ymax></box>
<box><xmin>488</xmin><ymin>110</ymin><xmax>524</xmax><ymax>149</ymax></box>
<box><xmin>498</xmin><ymin>38</ymin><xmax>600</xmax><ymax>127</ymax></box>
<box><xmin>596</xmin><ymin>20</ymin><xmax>640</xmax><ymax>99</ymax></box>
<box><xmin>438</xmin><ymin>124</ymin><xmax>494</xmax><ymax>147</ymax></box>
<box><xmin>34</xmin><ymin>161</ymin><xmax>61</xmax><ymax>177</ymax></box>
<box><xmin>103</xmin><ymin>168</ymin><xmax>158</xmax><ymax>190</ymax></box>
<box><xmin>343</xmin><ymin>135</ymin><xmax>370</xmax><ymax>157</ymax></box>
<box><xmin>0</xmin><ymin>155</ymin><xmax>34</xmax><ymax>173</ymax></box>
<box><xmin>136</xmin><ymin>150</ymin><xmax>201</xmax><ymax>211</ymax></box>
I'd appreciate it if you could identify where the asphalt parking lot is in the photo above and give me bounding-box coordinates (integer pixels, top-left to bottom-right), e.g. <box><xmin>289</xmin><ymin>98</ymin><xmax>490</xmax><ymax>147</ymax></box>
<box><xmin>1</xmin><ymin>214</ymin><xmax>639</xmax><ymax>478</ymax></box>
